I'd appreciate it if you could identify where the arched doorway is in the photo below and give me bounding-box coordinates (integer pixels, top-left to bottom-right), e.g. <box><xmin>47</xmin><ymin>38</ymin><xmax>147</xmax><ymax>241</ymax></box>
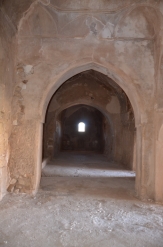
<box><xmin>6</xmin><ymin>1</ymin><xmax>162</xmax><ymax>203</ymax></box>
<box><xmin>41</xmin><ymin>68</ymin><xmax>136</xmax><ymax>193</ymax></box>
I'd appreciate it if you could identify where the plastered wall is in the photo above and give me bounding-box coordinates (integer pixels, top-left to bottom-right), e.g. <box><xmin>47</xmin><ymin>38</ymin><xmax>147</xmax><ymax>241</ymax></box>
<box><xmin>0</xmin><ymin>6</ymin><xmax>16</xmax><ymax>199</ymax></box>
<box><xmin>0</xmin><ymin>0</ymin><xmax>163</xmax><ymax>202</ymax></box>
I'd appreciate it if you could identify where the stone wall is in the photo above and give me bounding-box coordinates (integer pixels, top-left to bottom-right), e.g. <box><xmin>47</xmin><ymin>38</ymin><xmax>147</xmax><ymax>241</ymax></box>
<box><xmin>0</xmin><ymin>0</ymin><xmax>163</xmax><ymax>202</ymax></box>
<box><xmin>0</xmin><ymin>6</ymin><xmax>16</xmax><ymax>199</ymax></box>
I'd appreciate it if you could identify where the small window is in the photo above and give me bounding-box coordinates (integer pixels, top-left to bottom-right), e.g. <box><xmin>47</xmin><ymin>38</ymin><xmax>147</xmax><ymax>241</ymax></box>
<box><xmin>78</xmin><ymin>122</ymin><xmax>85</xmax><ymax>132</ymax></box>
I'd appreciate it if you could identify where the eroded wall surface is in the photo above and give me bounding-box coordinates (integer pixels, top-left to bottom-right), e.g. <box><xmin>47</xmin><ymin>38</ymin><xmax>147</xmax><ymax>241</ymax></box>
<box><xmin>0</xmin><ymin>6</ymin><xmax>17</xmax><ymax>199</ymax></box>
<box><xmin>0</xmin><ymin>0</ymin><xmax>163</xmax><ymax>201</ymax></box>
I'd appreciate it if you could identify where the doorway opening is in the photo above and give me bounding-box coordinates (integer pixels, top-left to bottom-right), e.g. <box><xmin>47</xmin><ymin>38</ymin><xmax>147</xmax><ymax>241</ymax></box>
<box><xmin>42</xmin><ymin>69</ymin><xmax>135</xmax><ymax>193</ymax></box>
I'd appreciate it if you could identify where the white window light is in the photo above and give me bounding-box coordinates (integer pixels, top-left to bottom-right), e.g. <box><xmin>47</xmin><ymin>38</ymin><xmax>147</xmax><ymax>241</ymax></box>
<box><xmin>78</xmin><ymin>122</ymin><xmax>85</xmax><ymax>132</ymax></box>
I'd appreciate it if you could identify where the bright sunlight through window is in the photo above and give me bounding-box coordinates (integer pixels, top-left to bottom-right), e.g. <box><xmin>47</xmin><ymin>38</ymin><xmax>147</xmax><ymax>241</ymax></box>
<box><xmin>78</xmin><ymin>122</ymin><xmax>85</xmax><ymax>132</ymax></box>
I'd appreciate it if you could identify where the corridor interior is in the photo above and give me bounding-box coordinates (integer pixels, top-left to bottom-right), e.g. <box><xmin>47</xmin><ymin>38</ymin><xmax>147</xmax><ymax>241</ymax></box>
<box><xmin>27</xmin><ymin>70</ymin><xmax>161</xmax><ymax>246</ymax></box>
<box><xmin>0</xmin><ymin>71</ymin><xmax>163</xmax><ymax>247</ymax></box>
<box><xmin>1</xmin><ymin>1</ymin><xmax>163</xmax><ymax>246</ymax></box>
<box><xmin>42</xmin><ymin>70</ymin><xmax>136</xmax><ymax>196</ymax></box>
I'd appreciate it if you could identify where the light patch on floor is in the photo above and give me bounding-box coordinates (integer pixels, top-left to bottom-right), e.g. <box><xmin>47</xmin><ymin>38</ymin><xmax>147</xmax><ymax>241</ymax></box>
<box><xmin>0</xmin><ymin>152</ymin><xmax>162</xmax><ymax>247</ymax></box>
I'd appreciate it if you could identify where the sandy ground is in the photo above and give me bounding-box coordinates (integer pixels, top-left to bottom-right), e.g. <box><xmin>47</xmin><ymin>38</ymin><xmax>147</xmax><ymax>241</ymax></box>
<box><xmin>0</xmin><ymin>152</ymin><xmax>163</xmax><ymax>247</ymax></box>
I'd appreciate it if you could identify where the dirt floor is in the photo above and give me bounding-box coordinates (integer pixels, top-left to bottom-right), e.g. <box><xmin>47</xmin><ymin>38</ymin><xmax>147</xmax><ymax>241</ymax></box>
<box><xmin>0</xmin><ymin>152</ymin><xmax>163</xmax><ymax>247</ymax></box>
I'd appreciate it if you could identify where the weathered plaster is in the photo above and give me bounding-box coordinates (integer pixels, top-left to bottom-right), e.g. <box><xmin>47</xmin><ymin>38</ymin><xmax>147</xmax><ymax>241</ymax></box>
<box><xmin>0</xmin><ymin>0</ymin><xmax>162</xmax><ymax>202</ymax></box>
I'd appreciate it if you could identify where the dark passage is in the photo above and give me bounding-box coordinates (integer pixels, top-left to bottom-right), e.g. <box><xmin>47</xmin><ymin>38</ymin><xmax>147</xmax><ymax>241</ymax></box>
<box><xmin>43</xmin><ymin>70</ymin><xmax>135</xmax><ymax>170</ymax></box>
<box><xmin>61</xmin><ymin>105</ymin><xmax>105</xmax><ymax>152</ymax></box>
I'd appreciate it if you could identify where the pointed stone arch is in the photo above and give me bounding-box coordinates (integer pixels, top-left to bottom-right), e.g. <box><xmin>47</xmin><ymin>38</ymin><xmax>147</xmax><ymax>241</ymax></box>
<box><xmin>33</xmin><ymin>61</ymin><xmax>146</xmax><ymax>199</ymax></box>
